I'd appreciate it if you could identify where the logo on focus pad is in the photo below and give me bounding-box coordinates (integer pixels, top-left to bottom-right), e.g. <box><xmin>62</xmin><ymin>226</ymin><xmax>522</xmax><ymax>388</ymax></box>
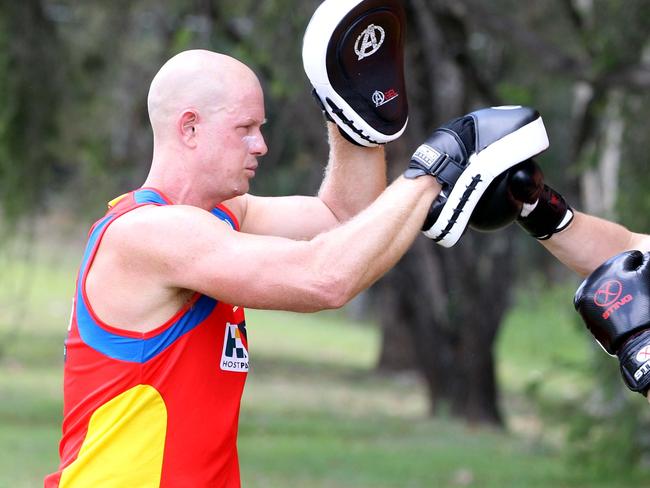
<box><xmin>372</xmin><ymin>89</ymin><xmax>399</xmax><ymax>107</ymax></box>
<box><xmin>355</xmin><ymin>24</ymin><xmax>385</xmax><ymax>60</ymax></box>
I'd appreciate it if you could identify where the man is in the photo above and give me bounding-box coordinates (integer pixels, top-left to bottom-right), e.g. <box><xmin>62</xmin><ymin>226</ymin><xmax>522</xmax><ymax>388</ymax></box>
<box><xmin>44</xmin><ymin>1</ymin><xmax>549</xmax><ymax>485</ymax></box>
<box><xmin>44</xmin><ymin>47</ymin><xmax>420</xmax><ymax>488</ymax></box>
<box><xmin>43</xmin><ymin>47</ymin><xmax>423</xmax><ymax>486</ymax></box>
<box><xmin>465</xmin><ymin>158</ymin><xmax>650</xmax><ymax>399</ymax></box>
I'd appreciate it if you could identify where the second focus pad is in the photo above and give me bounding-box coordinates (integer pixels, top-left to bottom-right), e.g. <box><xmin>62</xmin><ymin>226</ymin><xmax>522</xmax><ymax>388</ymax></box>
<box><xmin>302</xmin><ymin>0</ymin><xmax>408</xmax><ymax>146</ymax></box>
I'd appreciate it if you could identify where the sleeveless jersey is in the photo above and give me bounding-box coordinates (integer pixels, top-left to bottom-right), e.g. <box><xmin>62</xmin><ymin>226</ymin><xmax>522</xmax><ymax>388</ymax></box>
<box><xmin>44</xmin><ymin>188</ymin><xmax>249</xmax><ymax>488</ymax></box>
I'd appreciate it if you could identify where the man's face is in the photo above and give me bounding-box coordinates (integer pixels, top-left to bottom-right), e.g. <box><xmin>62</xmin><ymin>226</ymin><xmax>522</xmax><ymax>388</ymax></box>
<box><xmin>201</xmin><ymin>81</ymin><xmax>268</xmax><ymax>198</ymax></box>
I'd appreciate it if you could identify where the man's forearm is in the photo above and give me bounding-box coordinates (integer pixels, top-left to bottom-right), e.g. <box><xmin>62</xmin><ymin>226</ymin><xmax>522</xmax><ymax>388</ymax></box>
<box><xmin>541</xmin><ymin>211</ymin><xmax>650</xmax><ymax>276</ymax></box>
<box><xmin>317</xmin><ymin>123</ymin><xmax>387</xmax><ymax>223</ymax></box>
<box><xmin>311</xmin><ymin>175</ymin><xmax>440</xmax><ymax>308</ymax></box>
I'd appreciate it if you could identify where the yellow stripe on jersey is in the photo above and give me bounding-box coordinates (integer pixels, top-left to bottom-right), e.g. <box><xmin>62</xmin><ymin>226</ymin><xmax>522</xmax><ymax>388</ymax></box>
<box><xmin>107</xmin><ymin>193</ymin><xmax>129</xmax><ymax>210</ymax></box>
<box><xmin>59</xmin><ymin>385</ymin><xmax>167</xmax><ymax>487</ymax></box>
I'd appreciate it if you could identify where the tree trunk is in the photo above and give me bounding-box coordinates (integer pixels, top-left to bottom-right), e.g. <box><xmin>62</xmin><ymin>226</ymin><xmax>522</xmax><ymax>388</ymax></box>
<box><xmin>376</xmin><ymin>226</ymin><xmax>514</xmax><ymax>424</ymax></box>
<box><xmin>374</xmin><ymin>0</ymin><xmax>517</xmax><ymax>426</ymax></box>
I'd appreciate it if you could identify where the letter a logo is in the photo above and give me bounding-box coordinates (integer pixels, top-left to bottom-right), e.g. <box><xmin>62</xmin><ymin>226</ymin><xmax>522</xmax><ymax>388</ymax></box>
<box><xmin>355</xmin><ymin>24</ymin><xmax>385</xmax><ymax>60</ymax></box>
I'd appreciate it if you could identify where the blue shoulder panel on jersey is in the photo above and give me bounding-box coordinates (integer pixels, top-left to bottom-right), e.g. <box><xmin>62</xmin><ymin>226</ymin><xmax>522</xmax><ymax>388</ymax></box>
<box><xmin>210</xmin><ymin>207</ymin><xmax>236</xmax><ymax>229</ymax></box>
<box><xmin>76</xmin><ymin>292</ymin><xmax>217</xmax><ymax>363</ymax></box>
<box><xmin>135</xmin><ymin>188</ymin><xmax>236</xmax><ymax>229</ymax></box>
<box><xmin>134</xmin><ymin>189</ymin><xmax>169</xmax><ymax>205</ymax></box>
<box><xmin>79</xmin><ymin>214</ymin><xmax>114</xmax><ymax>278</ymax></box>
<box><xmin>75</xmin><ymin>187</ymin><xmax>220</xmax><ymax>362</ymax></box>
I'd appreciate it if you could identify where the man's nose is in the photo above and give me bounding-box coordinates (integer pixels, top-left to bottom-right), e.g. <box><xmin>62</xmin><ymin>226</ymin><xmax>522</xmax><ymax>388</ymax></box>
<box><xmin>249</xmin><ymin>133</ymin><xmax>267</xmax><ymax>156</ymax></box>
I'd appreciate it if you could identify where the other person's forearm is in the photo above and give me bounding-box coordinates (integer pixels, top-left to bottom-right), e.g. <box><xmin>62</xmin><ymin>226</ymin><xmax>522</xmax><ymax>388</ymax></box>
<box><xmin>542</xmin><ymin>212</ymin><xmax>650</xmax><ymax>276</ymax></box>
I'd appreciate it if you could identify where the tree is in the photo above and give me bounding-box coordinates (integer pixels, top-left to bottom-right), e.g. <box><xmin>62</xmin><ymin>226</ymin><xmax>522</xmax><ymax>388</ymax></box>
<box><xmin>0</xmin><ymin>0</ymin><xmax>64</xmax><ymax>223</ymax></box>
<box><xmin>376</xmin><ymin>0</ymin><xmax>518</xmax><ymax>425</ymax></box>
<box><xmin>377</xmin><ymin>0</ymin><xmax>650</xmax><ymax>427</ymax></box>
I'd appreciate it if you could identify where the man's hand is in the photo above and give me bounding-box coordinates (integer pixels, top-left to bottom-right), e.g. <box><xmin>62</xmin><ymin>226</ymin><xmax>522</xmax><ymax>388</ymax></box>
<box><xmin>406</xmin><ymin>106</ymin><xmax>549</xmax><ymax>247</ymax></box>
<box><xmin>302</xmin><ymin>0</ymin><xmax>408</xmax><ymax>146</ymax></box>
<box><xmin>574</xmin><ymin>250</ymin><xmax>650</xmax><ymax>398</ymax></box>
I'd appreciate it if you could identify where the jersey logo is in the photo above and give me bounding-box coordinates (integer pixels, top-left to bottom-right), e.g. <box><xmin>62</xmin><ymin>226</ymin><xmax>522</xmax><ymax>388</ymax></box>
<box><xmin>220</xmin><ymin>322</ymin><xmax>249</xmax><ymax>373</ymax></box>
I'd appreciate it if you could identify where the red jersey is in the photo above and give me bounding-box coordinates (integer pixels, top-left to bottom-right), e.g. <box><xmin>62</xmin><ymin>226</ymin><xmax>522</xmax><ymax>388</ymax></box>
<box><xmin>45</xmin><ymin>188</ymin><xmax>249</xmax><ymax>487</ymax></box>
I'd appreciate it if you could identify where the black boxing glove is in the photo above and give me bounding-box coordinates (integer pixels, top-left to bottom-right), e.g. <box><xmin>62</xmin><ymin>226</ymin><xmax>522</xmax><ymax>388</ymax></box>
<box><xmin>511</xmin><ymin>160</ymin><xmax>574</xmax><ymax>239</ymax></box>
<box><xmin>574</xmin><ymin>250</ymin><xmax>650</xmax><ymax>395</ymax></box>
<box><xmin>470</xmin><ymin>158</ymin><xmax>541</xmax><ymax>232</ymax></box>
<box><xmin>469</xmin><ymin>158</ymin><xmax>574</xmax><ymax>239</ymax></box>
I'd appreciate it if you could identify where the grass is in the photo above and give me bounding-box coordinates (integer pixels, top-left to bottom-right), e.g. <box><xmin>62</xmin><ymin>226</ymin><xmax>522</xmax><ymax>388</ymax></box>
<box><xmin>497</xmin><ymin>281</ymin><xmax>592</xmax><ymax>390</ymax></box>
<box><xmin>0</xmin><ymin>242</ymin><xmax>648</xmax><ymax>487</ymax></box>
<box><xmin>496</xmin><ymin>280</ymin><xmax>598</xmax><ymax>431</ymax></box>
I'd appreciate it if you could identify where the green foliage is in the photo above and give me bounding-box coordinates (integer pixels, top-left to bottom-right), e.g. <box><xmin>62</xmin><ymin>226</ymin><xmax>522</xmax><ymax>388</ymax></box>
<box><xmin>0</xmin><ymin>2</ymin><xmax>63</xmax><ymax>223</ymax></box>
<box><xmin>0</xmin><ymin>16</ymin><xmax>10</xmax><ymax>180</ymax></box>
<box><xmin>616</xmin><ymin>91</ymin><xmax>650</xmax><ymax>232</ymax></box>
<box><xmin>566</xmin><ymin>393</ymin><xmax>648</xmax><ymax>478</ymax></box>
<box><xmin>498</xmin><ymin>280</ymin><xmax>650</xmax><ymax>479</ymax></box>
<box><xmin>586</xmin><ymin>1</ymin><xmax>650</xmax><ymax>73</ymax></box>
<box><xmin>499</xmin><ymin>280</ymin><xmax>589</xmax><ymax>377</ymax></box>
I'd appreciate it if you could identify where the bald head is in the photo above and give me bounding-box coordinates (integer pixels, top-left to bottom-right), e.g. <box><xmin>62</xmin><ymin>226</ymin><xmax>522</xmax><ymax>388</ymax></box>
<box><xmin>144</xmin><ymin>50</ymin><xmax>267</xmax><ymax>204</ymax></box>
<box><xmin>147</xmin><ymin>50</ymin><xmax>261</xmax><ymax>139</ymax></box>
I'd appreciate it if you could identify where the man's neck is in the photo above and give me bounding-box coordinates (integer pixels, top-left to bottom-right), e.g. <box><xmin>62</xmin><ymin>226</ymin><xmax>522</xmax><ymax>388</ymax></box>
<box><xmin>143</xmin><ymin>168</ymin><xmax>221</xmax><ymax>211</ymax></box>
<box><xmin>144</xmin><ymin>182</ymin><xmax>224</xmax><ymax>211</ymax></box>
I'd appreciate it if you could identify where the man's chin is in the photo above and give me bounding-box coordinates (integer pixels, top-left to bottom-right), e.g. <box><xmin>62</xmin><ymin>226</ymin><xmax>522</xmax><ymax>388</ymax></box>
<box><xmin>232</xmin><ymin>182</ymin><xmax>250</xmax><ymax>197</ymax></box>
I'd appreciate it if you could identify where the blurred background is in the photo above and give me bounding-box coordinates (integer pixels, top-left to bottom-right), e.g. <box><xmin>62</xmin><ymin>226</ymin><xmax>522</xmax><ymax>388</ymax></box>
<box><xmin>1</xmin><ymin>0</ymin><xmax>650</xmax><ymax>486</ymax></box>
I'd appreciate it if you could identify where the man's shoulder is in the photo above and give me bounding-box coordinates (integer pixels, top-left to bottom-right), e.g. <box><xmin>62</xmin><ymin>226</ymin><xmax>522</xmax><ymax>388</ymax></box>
<box><xmin>102</xmin><ymin>204</ymin><xmax>231</xmax><ymax>257</ymax></box>
<box><xmin>110</xmin><ymin>203</ymin><xmax>200</xmax><ymax>231</ymax></box>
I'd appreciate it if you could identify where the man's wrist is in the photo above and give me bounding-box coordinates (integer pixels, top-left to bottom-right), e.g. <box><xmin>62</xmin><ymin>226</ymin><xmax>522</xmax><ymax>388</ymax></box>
<box><xmin>517</xmin><ymin>185</ymin><xmax>574</xmax><ymax>239</ymax></box>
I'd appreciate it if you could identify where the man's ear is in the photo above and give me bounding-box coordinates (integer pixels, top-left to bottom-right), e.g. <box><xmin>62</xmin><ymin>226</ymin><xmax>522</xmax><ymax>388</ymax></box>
<box><xmin>180</xmin><ymin>110</ymin><xmax>198</xmax><ymax>147</ymax></box>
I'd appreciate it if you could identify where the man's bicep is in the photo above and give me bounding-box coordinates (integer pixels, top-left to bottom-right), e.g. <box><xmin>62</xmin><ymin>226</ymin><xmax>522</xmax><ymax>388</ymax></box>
<box><xmin>121</xmin><ymin>205</ymin><xmax>235</xmax><ymax>289</ymax></box>
<box><xmin>150</xmin><ymin>205</ymin><xmax>330</xmax><ymax>311</ymax></box>
<box><xmin>145</xmin><ymin>208</ymin><xmax>251</xmax><ymax>294</ymax></box>
<box><xmin>239</xmin><ymin>194</ymin><xmax>340</xmax><ymax>240</ymax></box>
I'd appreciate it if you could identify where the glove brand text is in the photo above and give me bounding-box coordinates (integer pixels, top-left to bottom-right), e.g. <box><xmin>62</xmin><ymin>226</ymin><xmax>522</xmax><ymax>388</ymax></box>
<box><xmin>634</xmin><ymin>359</ymin><xmax>650</xmax><ymax>381</ymax></box>
<box><xmin>602</xmin><ymin>294</ymin><xmax>634</xmax><ymax>320</ymax></box>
